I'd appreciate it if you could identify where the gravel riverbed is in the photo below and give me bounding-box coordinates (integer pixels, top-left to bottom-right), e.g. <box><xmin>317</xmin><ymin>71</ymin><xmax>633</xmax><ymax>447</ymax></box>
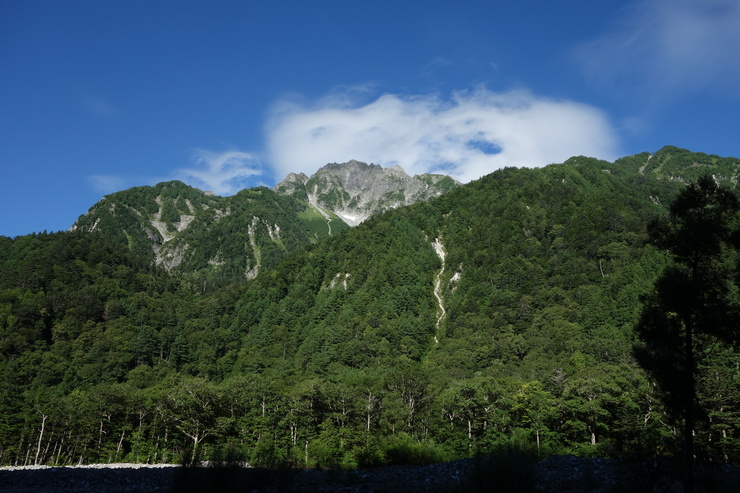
<box><xmin>1</xmin><ymin>456</ymin><xmax>737</xmax><ymax>492</ymax></box>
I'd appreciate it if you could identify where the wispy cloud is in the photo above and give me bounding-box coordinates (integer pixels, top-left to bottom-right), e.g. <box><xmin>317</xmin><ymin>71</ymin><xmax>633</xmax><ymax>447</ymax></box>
<box><xmin>86</xmin><ymin>150</ymin><xmax>265</xmax><ymax>197</ymax></box>
<box><xmin>86</xmin><ymin>87</ymin><xmax>618</xmax><ymax>195</ymax></box>
<box><xmin>575</xmin><ymin>0</ymin><xmax>740</xmax><ymax>102</ymax></box>
<box><xmin>266</xmin><ymin>87</ymin><xmax>618</xmax><ymax>183</ymax></box>
<box><xmin>419</xmin><ymin>57</ymin><xmax>454</xmax><ymax>78</ymax></box>
<box><xmin>177</xmin><ymin>149</ymin><xmax>265</xmax><ymax>195</ymax></box>
<box><xmin>87</xmin><ymin>175</ymin><xmax>129</xmax><ymax>194</ymax></box>
<box><xmin>87</xmin><ymin>174</ymin><xmax>169</xmax><ymax>195</ymax></box>
<box><xmin>84</xmin><ymin>97</ymin><xmax>119</xmax><ymax>118</ymax></box>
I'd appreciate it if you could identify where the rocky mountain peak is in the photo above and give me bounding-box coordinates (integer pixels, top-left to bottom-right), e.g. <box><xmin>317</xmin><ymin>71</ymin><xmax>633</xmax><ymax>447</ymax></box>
<box><xmin>273</xmin><ymin>160</ymin><xmax>459</xmax><ymax>226</ymax></box>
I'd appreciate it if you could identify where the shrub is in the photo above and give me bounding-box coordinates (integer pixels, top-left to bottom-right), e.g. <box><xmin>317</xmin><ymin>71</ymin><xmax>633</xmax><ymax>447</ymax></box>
<box><xmin>469</xmin><ymin>430</ymin><xmax>538</xmax><ymax>492</ymax></box>
<box><xmin>383</xmin><ymin>433</ymin><xmax>449</xmax><ymax>466</ymax></box>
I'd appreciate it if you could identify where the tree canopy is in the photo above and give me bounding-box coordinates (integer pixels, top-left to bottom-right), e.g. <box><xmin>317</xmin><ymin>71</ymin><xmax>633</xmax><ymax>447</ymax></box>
<box><xmin>1</xmin><ymin>149</ymin><xmax>738</xmax><ymax>469</ymax></box>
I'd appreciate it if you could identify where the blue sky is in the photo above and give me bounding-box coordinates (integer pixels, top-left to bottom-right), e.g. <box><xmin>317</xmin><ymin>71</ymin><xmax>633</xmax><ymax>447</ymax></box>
<box><xmin>2</xmin><ymin>0</ymin><xmax>740</xmax><ymax>237</ymax></box>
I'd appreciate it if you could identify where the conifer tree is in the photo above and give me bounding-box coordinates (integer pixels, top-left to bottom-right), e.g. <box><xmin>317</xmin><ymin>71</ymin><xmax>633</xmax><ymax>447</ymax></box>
<box><xmin>634</xmin><ymin>175</ymin><xmax>740</xmax><ymax>492</ymax></box>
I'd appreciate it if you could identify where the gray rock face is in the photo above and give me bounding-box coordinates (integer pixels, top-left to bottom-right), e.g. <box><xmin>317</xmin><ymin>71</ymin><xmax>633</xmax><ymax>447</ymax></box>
<box><xmin>274</xmin><ymin>160</ymin><xmax>459</xmax><ymax>226</ymax></box>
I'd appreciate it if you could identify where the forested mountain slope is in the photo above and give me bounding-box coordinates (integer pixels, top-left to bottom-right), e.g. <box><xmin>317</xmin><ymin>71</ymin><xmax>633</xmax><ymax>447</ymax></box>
<box><xmin>70</xmin><ymin>181</ymin><xmax>350</xmax><ymax>285</ymax></box>
<box><xmin>0</xmin><ymin>146</ymin><xmax>737</xmax><ymax>469</ymax></box>
<box><xmin>70</xmin><ymin>162</ymin><xmax>457</xmax><ymax>285</ymax></box>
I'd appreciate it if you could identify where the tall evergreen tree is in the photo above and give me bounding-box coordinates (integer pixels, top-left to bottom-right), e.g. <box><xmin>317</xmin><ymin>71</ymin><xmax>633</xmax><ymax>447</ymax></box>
<box><xmin>634</xmin><ymin>175</ymin><xmax>740</xmax><ymax>492</ymax></box>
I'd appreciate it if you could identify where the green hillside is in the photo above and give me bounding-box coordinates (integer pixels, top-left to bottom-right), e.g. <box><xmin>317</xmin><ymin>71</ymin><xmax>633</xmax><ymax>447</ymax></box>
<box><xmin>0</xmin><ymin>147</ymin><xmax>737</xmax><ymax>469</ymax></box>
<box><xmin>71</xmin><ymin>181</ymin><xmax>349</xmax><ymax>287</ymax></box>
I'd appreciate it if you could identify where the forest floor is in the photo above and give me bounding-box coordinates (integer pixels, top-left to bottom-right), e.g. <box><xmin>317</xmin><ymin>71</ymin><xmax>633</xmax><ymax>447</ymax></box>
<box><xmin>1</xmin><ymin>455</ymin><xmax>738</xmax><ymax>492</ymax></box>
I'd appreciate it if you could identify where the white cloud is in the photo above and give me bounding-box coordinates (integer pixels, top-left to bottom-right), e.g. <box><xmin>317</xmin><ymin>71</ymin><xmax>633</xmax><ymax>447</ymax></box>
<box><xmin>575</xmin><ymin>0</ymin><xmax>740</xmax><ymax>101</ymax></box>
<box><xmin>87</xmin><ymin>175</ymin><xmax>128</xmax><ymax>194</ymax></box>
<box><xmin>177</xmin><ymin>150</ymin><xmax>265</xmax><ymax>195</ymax></box>
<box><xmin>86</xmin><ymin>150</ymin><xmax>265</xmax><ymax>197</ymax></box>
<box><xmin>266</xmin><ymin>88</ymin><xmax>618</xmax><ymax>183</ymax></box>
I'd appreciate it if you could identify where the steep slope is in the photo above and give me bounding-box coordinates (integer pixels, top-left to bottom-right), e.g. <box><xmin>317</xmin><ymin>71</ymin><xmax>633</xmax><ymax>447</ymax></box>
<box><xmin>250</xmin><ymin>146</ymin><xmax>738</xmax><ymax>374</ymax></box>
<box><xmin>634</xmin><ymin>145</ymin><xmax>740</xmax><ymax>184</ymax></box>
<box><xmin>273</xmin><ymin>160</ymin><xmax>459</xmax><ymax>225</ymax></box>
<box><xmin>230</xmin><ymin>148</ymin><xmax>738</xmax><ymax>458</ymax></box>
<box><xmin>70</xmin><ymin>181</ymin><xmax>349</xmax><ymax>283</ymax></box>
<box><xmin>236</xmin><ymin>154</ymin><xmax>674</xmax><ymax>371</ymax></box>
<box><xmin>71</xmin><ymin>160</ymin><xmax>457</xmax><ymax>282</ymax></box>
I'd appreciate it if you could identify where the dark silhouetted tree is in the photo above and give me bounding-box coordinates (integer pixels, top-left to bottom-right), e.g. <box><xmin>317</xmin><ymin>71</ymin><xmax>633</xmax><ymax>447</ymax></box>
<box><xmin>634</xmin><ymin>175</ymin><xmax>740</xmax><ymax>492</ymax></box>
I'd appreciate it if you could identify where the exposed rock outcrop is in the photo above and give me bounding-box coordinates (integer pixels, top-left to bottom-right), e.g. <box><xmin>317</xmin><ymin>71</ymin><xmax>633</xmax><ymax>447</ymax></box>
<box><xmin>274</xmin><ymin>160</ymin><xmax>459</xmax><ymax>226</ymax></box>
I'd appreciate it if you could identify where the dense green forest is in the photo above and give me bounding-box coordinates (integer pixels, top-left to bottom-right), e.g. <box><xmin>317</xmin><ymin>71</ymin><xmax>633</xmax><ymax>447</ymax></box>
<box><xmin>71</xmin><ymin>181</ymin><xmax>350</xmax><ymax>287</ymax></box>
<box><xmin>0</xmin><ymin>146</ymin><xmax>738</xmax><ymax>469</ymax></box>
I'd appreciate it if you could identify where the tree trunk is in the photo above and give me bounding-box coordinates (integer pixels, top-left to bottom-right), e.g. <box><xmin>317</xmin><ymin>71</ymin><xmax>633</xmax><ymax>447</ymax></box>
<box><xmin>684</xmin><ymin>318</ymin><xmax>695</xmax><ymax>493</ymax></box>
<box><xmin>54</xmin><ymin>434</ymin><xmax>64</xmax><ymax>465</ymax></box>
<box><xmin>191</xmin><ymin>436</ymin><xmax>200</xmax><ymax>464</ymax></box>
<box><xmin>34</xmin><ymin>414</ymin><xmax>48</xmax><ymax>466</ymax></box>
<box><xmin>97</xmin><ymin>420</ymin><xmax>105</xmax><ymax>455</ymax></box>
<box><xmin>42</xmin><ymin>432</ymin><xmax>53</xmax><ymax>464</ymax></box>
<box><xmin>117</xmin><ymin>429</ymin><xmax>126</xmax><ymax>455</ymax></box>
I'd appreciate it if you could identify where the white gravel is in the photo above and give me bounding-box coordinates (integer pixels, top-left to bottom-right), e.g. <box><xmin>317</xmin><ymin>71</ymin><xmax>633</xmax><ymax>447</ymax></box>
<box><xmin>0</xmin><ymin>463</ymin><xmax>179</xmax><ymax>471</ymax></box>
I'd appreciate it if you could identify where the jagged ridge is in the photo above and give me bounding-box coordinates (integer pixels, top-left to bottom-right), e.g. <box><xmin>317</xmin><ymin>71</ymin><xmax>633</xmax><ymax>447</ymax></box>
<box><xmin>273</xmin><ymin>160</ymin><xmax>459</xmax><ymax>225</ymax></box>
